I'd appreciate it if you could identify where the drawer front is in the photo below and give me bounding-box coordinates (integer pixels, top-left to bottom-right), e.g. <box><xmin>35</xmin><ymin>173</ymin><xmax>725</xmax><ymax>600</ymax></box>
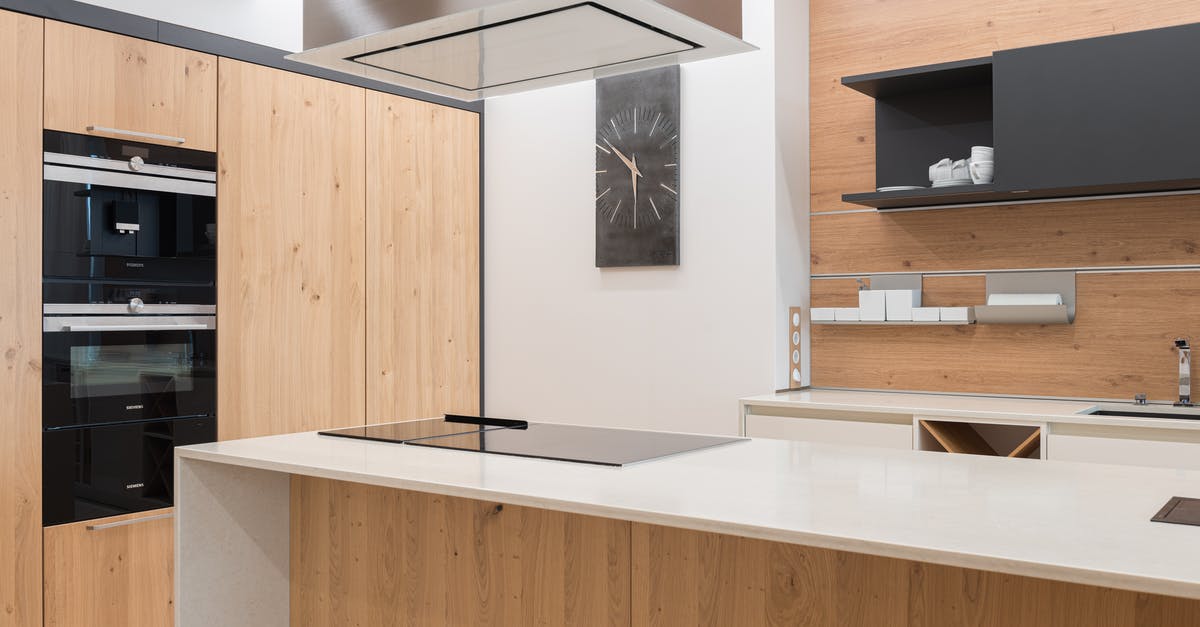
<box><xmin>44</xmin><ymin>509</ymin><xmax>174</xmax><ymax>627</ymax></box>
<box><xmin>745</xmin><ymin>413</ymin><xmax>913</xmax><ymax>449</ymax></box>
<box><xmin>1048</xmin><ymin>431</ymin><xmax>1200</xmax><ymax>471</ymax></box>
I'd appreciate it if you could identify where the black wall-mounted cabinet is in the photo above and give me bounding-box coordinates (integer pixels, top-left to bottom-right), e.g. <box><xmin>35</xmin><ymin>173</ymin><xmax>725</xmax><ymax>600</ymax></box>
<box><xmin>994</xmin><ymin>22</ymin><xmax>1200</xmax><ymax>193</ymax></box>
<box><xmin>842</xmin><ymin>22</ymin><xmax>1200</xmax><ymax>210</ymax></box>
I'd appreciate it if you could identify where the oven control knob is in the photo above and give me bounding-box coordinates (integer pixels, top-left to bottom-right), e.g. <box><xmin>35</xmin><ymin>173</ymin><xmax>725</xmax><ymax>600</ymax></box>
<box><xmin>128</xmin><ymin>297</ymin><xmax>145</xmax><ymax>313</ymax></box>
<box><xmin>129</xmin><ymin>156</ymin><xmax>145</xmax><ymax>172</ymax></box>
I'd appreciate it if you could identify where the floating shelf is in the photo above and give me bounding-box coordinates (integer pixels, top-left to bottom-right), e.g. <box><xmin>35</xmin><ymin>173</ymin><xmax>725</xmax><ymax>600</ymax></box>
<box><xmin>842</xmin><ymin>184</ymin><xmax>1000</xmax><ymax>210</ymax></box>
<box><xmin>842</xmin><ymin>57</ymin><xmax>992</xmax><ymax>98</ymax></box>
<box><xmin>842</xmin><ymin>180</ymin><xmax>1200</xmax><ymax>211</ymax></box>
<box><xmin>813</xmin><ymin>320</ymin><xmax>974</xmax><ymax>326</ymax></box>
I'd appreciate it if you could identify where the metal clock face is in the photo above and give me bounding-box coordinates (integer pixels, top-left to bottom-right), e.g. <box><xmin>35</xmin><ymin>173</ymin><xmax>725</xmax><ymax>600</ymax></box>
<box><xmin>595</xmin><ymin>107</ymin><xmax>679</xmax><ymax>231</ymax></box>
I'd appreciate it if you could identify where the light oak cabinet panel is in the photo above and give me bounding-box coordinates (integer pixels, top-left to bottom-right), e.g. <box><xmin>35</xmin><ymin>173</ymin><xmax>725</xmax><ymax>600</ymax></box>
<box><xmin>217</xmin><ymin>59</ymin><xmax>366</xmax><ymax>439</ymax></box>
<box><xmin>0</xmin><ymin>9</ymin><xmax>42</xmax><ymax>627</ymax></box>
<box><xmin>43</xmin><ymin>511</ymin><xmax>174</xmax><ymax>627</ymax></box>
<box><xmin>366</xmin><ymin>92</ymin><xmax>481</xmax><ymax>422</ymax></box>
<box><xmin>291</xmin><ymin>476</ymin><xmax>630</xmax><ymax>626</ymax></box>
<box><xmin>44</xmin><ymin>21</ymin><xmax>217</xmax><ymax>151</ymax></box>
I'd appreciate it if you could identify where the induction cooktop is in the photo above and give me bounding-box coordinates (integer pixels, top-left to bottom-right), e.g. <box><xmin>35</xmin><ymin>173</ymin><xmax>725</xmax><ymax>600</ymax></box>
<box><xmin>319</xmin><ymin>415</ymin><xmax>746</xmax><ymax>466</ymax></box>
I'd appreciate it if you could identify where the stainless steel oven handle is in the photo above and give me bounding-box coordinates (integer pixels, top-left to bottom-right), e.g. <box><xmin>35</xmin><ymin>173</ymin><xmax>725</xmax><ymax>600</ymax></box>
<box><xmin>87</xmin><ymin>125</ymin><xmax>186</xmax><ymax>145</ymax></box>
<box><xmin>86</xmin><ymin>512</ymin><xmax>173</xmax><ymax>531</ymax></box>
<box><xmin>65</xmin><ymin>323</ymin><xmax>210</xmax><ymax>332</ymax></box>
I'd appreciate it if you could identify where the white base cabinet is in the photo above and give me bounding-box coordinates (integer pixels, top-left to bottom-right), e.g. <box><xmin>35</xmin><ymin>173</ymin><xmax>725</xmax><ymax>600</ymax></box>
<box><xmin>745</xmin><ymin>413</ymin><xmax>913</xmax><ymax>450</ymax></box>
<box><xmin>1047</xmin><ymin>424</ymin><xmax>1200</xmax><ymax>471</ymax></box>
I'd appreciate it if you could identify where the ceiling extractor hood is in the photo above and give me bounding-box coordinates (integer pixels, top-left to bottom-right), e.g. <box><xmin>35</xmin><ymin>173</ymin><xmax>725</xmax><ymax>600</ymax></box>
<box><xmin>288</xmin><ymin>0</ymin><xmax>755</xmax><ymax>100</ymax></box>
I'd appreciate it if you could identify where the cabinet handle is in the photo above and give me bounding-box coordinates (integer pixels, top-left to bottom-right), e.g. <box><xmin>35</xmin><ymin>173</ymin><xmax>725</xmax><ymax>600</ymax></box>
<box><xmin>86</xmin><ymin>512</ymin><xmax>173</xmax><ymax>531</ymax></box>
<box><xmin>87</xmin><ymin>125</ymin><xmax>186</xmax><ymax>145</ymax></box>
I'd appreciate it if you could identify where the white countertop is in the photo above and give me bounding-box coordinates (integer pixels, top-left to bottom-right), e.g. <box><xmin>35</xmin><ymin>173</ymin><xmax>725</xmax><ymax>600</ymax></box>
<box><xmin>178</xmin><ymin>426</ymin><xmax>1200</xmax><ymax>600</ymax></box>
<box><xmin>741</xmin><ymin>389</ymin><xmax>1200</xmax><ymax>430</ymax></box>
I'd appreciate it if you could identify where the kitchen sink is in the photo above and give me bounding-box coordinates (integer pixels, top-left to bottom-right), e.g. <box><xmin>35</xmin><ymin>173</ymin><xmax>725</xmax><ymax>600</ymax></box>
<box><xmin>1089</xmin><ymin>408</ymin><xmax>1200</xmax><ymax>420</ymax></box>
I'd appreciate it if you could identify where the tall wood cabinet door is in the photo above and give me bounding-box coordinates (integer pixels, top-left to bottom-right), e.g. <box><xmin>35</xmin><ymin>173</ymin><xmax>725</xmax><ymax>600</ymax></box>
<box><xmin>43</xmin><ymin>511</ymin><xmax>174</xmax><ymax>627</ymax></box>
<box><xmin>0</xmin><ymin>9</ymin><xmax>42</xmax><ymax>627</ymax></box>
<box><xmin>218</xmin><ymin>59</ymin><xmax>366</xmax><ymax>439</ymax></box>
<box><xmin>366</xmin><ymin>92</ymin><xmax>480</xmax><ymax>422</ymax></box>
<box><xmin>44</xmin><ymin>20</ymin><xmax>217</xmax><ymax>151</ymax></box>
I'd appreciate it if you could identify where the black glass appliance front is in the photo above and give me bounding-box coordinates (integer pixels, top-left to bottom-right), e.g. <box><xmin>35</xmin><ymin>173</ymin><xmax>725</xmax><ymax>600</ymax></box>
<box><xmin>43</xmin><ymin>415</ymin><xmax>216</xmax><ymax>525</ymax></box>
<box><xmin>42</xmin><ymin>130</ymin><xmax>217</xmax><ymax>283</ymax></box>
<box><xmin>42</xmin><ymin>320</ymin><xmax>216</xmax><ymax>429</ymax></box>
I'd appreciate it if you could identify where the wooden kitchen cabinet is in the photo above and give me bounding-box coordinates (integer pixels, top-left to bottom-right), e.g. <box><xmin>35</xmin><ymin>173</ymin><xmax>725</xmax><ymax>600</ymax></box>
<box><xmin>366</xmin><ymin>92</ymin><xmax>481</xmax><ymax>422</ymax></box>
<box><xmin>43</xmin><ymin>510</ymin><xmax>175</xmax><ymax>627</ymax></box>
<box><xmin>0</xmin><ymin>9</ymin><xmax>43</xmax><ymax>627</ymax></box>
<box><xmin>44</xmin><ymin>20</ymin><xmax>217</xmax><ymax>151</ymax></box>
<box><xmin>217</xmin><ymin>59</ymin><xmax>366</xmax><ymax>439</ymax></box>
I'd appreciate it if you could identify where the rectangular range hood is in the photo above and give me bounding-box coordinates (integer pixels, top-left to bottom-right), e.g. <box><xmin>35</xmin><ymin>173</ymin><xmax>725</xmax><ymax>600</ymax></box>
<box><xmin>289</xmin><ymin>0</ymin><xmax>755</xmax><ymax>101</ymax></box>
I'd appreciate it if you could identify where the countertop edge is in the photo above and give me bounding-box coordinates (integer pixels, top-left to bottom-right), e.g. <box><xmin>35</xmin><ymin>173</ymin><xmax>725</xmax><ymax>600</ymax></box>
<box><xmin>176</xmin><ymin>446</ymin><xmax>1200</xmax><ymax>601</ymax></box>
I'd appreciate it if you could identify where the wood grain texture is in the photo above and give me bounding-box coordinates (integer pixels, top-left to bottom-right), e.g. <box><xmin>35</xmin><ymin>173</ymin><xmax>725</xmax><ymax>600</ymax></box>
<box><xmin>810</xmin><ymin>0</ymin><xmax>1200</xmax><ymax>213</ymax></box>
<box><xmin>811</xmin><ymin>196</ymin><xmax>1200</xmax><ymax>274</ymax></box>
<box><xmin>217</xmin><ymin>59</ymin><xmax>366</xmax><ymax>439</ymax></box>
<box><xmin>633</xmin><ymin>523</ymin><xmax>1200</xmax><ymax>627</ymax></box>
<box><xmin>290</xmin><ymin>476</ymin><xmax>630</xmax><ymax>627</ymax></box>
<box><xmin>920</xmin><ymin>420</ymin><xmax>997</xmax><ymax>456</ymax></box>
<box><xmin>0</xmin><ymin>10</ymin><xmax>42</xmax><ymax>627</ymax></box>
<box><xmin>812</xmin><ymin>272</ymin><xmax>1200</xmax><ymax>399</ymax></box>
<box><xmin>366</xmin><ymin>92</ymin><xmax>480</xmax><ymax>423</ymax></box>
<box><xmin>43</xmin><ymin>510</ymin><xmax>174</xmax><ymax>627</ymax></box>
<box><xmin>43</xmin><ymin>20</ymin><xmax>217</xmax><ymax>151</ymax></box>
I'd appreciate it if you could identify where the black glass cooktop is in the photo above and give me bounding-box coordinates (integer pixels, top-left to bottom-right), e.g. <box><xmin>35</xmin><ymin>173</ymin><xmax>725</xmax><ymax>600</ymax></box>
<box><xmin>319</xmin><ymin>415</ymin><xmax>746</xmax><ymax>467</ymax></box>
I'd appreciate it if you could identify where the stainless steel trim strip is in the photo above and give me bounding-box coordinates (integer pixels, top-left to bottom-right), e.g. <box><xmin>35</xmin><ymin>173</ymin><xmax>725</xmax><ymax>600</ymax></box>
<box><xmin>44</xmin><ymin>151</ymin><xmax>217</xmax><ymax>182</ymax></box>
<box><xmin>43</xmin><ymin>315</ymin><xmax>216</xmax><ymax>333</ymax></box>
<box><xmin>43</xmin><ymin>304</ymin><xmax>216</xmax><ymax>315</ymax></box>
<box><xmin>86</xmin><ymin>512</ymin><xmax>174</xmax><ymax>531</ymax></box>
<box><xmin>812</xmin><ymin>264</ymin><xmax>1200</xmax><ymax>279</ymax></box>
<box><xmin>43</xmin><ymin>164</ymin><xmax>217</xmax><ymax>197</ymax></box>
<box><xmin>86</xmin><ymin>125</ymin><xmax>186</xmax><ymax>145</ymax></box>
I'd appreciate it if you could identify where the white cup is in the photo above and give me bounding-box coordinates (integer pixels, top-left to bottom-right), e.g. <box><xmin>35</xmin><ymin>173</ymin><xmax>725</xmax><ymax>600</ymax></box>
<box><xmin>928</xmin><ymin>158</ymin><xmax>953</xmax><ymax>182</ymax></box>
<box><xmin>971</xmin><ymin>146</ymin><xmax>994</xmax><ymax>162</ymax></box>
<box><xmin>969</xmin><ymin>160</ymin><xmax>994</xmax><ymax>184</ymax></box>
<box><xmin>951</xmin><ymin>159</ymin><xmax>970</xmax><ymax>180</ymax></box>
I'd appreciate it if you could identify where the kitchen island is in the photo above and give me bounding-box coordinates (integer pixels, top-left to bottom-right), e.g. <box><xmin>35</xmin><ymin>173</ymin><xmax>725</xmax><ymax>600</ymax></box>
<box><xmin>175</xmin><ymin>421</ymin><xmax>1200</xmax><ymax>626</ymax></box>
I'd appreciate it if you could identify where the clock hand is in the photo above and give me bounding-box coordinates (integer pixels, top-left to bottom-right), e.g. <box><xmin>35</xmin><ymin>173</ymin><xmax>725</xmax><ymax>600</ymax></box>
<box><xmin>604</xmin><ymin>138</ymin><xmax>639</xmax><ymax>175</ymax></box>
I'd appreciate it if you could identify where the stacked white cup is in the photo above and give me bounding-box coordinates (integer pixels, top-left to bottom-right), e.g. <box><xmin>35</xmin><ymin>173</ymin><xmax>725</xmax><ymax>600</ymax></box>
<box><xmin>969</xmin><ymin>146</ymin><xmax>994</xmax><ymax>184</ymax></box>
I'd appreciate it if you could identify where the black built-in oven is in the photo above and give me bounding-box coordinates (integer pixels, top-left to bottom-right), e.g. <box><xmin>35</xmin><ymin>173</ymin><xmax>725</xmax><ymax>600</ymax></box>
<box><xmin>42</xmin><ymin>130</ymin><xmax>218</xmax><ymax>525</ymax></box>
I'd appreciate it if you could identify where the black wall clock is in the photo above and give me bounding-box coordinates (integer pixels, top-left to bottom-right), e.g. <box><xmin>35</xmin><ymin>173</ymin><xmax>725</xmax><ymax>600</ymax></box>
<box><xmin>595</xmin><ymin>65</ymin><xmax>680</xmax><ymax>268</ymax></box>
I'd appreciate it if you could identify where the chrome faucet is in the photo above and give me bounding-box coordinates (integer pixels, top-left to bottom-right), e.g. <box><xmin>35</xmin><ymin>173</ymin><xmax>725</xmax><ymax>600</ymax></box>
<box><xmin>1176</xmin><ymin>338</ymin><xmax>1192</xmax><ymax>407</ymax></box>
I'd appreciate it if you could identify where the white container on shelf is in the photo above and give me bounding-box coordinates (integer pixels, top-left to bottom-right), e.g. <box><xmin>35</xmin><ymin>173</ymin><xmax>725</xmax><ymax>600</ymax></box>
<box><xmin>811</xmin><ymin>307</ymin><xmax>837</xmax><ymax>322</ymax></box>
<box><xmin>912</xmin><ymin>307</ymin><xmax>941</xmax><ymax>322</ymax></box>
<box><xmin>858</xmin><ymin>290</ymin><xmax>887</xmax><ymax>321</ymax></box>
<box><xmin>940</xmin><ymin>307</ymin><xmax>972</xmax><ymax>322</ymax></box>
<box><xmin>835</xmin><ymin>308</ymin><xmax>861</xmax><ymax>322</ymax></box>
<box><xmin>885</xmin><ymin>289</ymin><xmax>921</xmax><ymax>321</ymax></box>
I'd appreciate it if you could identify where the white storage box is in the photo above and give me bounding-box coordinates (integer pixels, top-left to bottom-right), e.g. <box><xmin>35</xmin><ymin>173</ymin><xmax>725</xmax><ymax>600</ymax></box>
<box><xmin>912</xmin><ymin>307</ymin><xmax>941</xmax><ymax>322</ymax></box>
<box><xmin>885</xmin><ymin>290</ymin><xmax>921</xmax><ymax>321</ymax></box>
<box><xmin>858</xmin><ymin>290</ymin><xmax>886</xmax><ymax>321</ymax></box>
<box><xmin>835</xmin><ymin>308</ymin><xmax>861</xmax><ymax>322</ymax></box>
<box><xmin>940</xmin><ymin>307</ymin><xmax>972</xmax><ymax>322</ymax></box>
<box><xmin>811</xmin><ymin>307</ymin><xmax>837</xmax><ymax>322</ymax></box>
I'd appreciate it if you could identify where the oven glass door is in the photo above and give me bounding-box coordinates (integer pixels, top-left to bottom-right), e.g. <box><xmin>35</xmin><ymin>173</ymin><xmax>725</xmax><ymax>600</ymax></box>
<box><xmin>43</xmin><ymin>317</ymin><xmax>216</xmax><ymax>429</ymax></box>
<box><xmin>42</xmin><ymin>175</ymin><xmax>216</xmax><ymax>282</ymax></box>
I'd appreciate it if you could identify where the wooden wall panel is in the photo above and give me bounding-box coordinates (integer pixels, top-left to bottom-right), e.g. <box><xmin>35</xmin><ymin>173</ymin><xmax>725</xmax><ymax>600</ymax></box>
<box><xmin>43</xmin><ymin>511</ymin><xmax>174</xmax><ymax>627</ymax></box>
<box><xmin>0</xmin><ymin>10</ymin><xmax>42</xmax><ymax>627</ymax></box>
<box><xmin>44</xmin><ymin>20</ymin><xmax>218</xmax><ymax>151</ymax></box>
<box><xmin>217</xmin><ymin>59</ymin><xmax>366</xmax><ymax>439</ymax></box>
<box><xmin>366</xmin><ymin>92</ymin><xmax>480</xmax><ymax>423</ymax></box>
<box><xmin>812</xmin><ymin>196</ymin><xmax>1200</xmax><ymax>275</ymax></box>
<box><xmin>632</xmin><ymin>523</ymin><xmax>1200</xmax><ymax>627</ymax></box>
<box><xmin>810</xmin><ymin>0</ymin><xmax>1200</xmax><ymax>213</ymax></box>
<box><xmin>290</xmin><ymin>476</ymin><xmax>630</xmax><ymax>627</ymax></box>
<box><xmin>810</xmin><ymin>0</ymin><xmax>1200</xmax><ymax>396</ymax></box>
<box><xmin>812</xmin><ymin>272</ymin><xmax>1200</xmax><ymax>399</ymax></box>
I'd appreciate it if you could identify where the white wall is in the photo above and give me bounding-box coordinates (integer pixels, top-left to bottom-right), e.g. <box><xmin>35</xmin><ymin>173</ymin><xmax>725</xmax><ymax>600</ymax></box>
<box><xmin>484</xmin><ymin>0</ymin><xmax>806</xmax><ymax>435</ymax></box>
<box><xmin>75</xmin><ymin>0</ymin><xmax>304</xmax><ymax>51</ymax></box>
